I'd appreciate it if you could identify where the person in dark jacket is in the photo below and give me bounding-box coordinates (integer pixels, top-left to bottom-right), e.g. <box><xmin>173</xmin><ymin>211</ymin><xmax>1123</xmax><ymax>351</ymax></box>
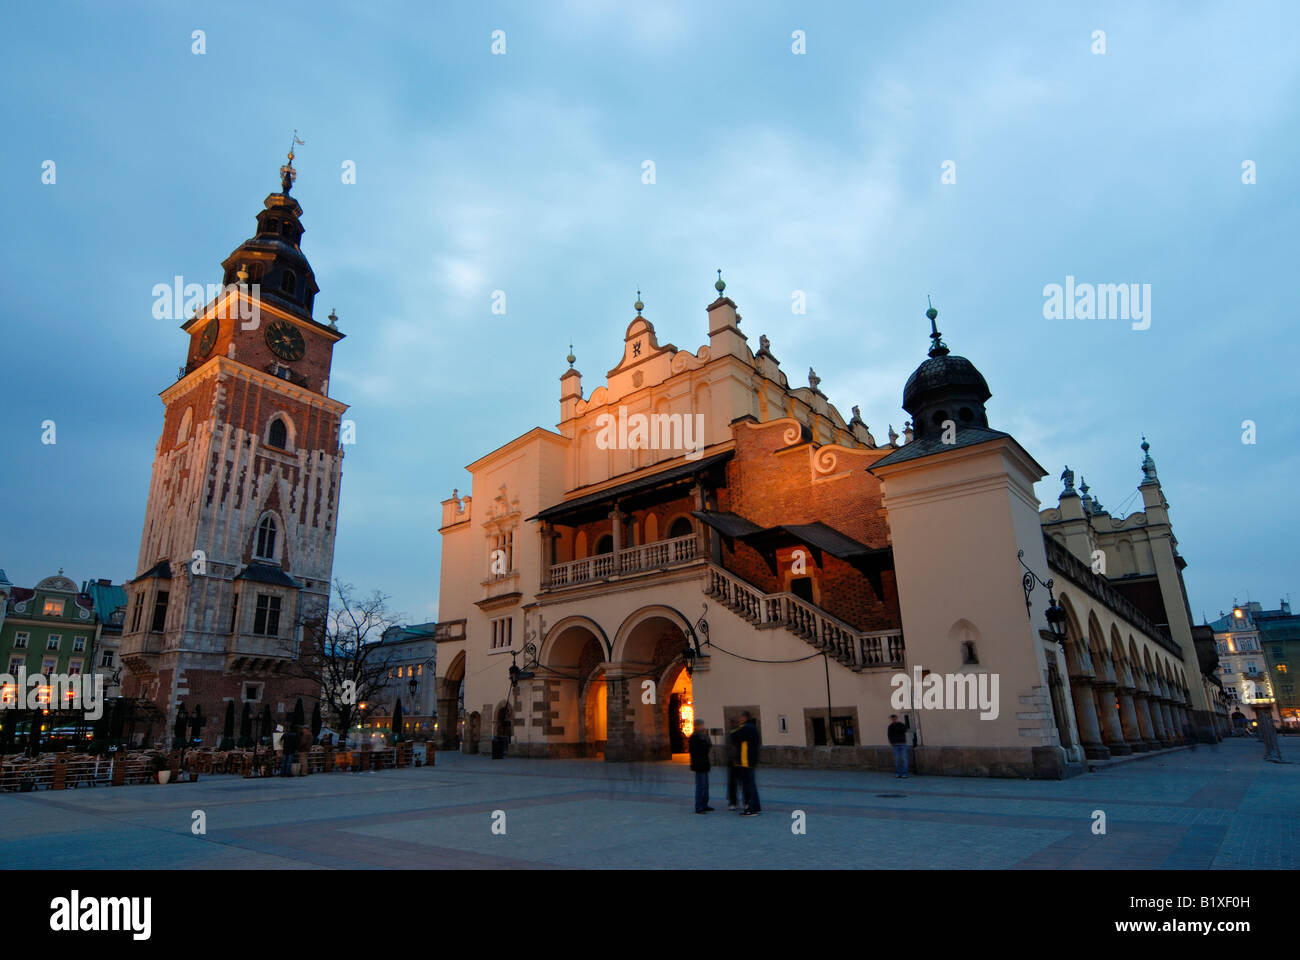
<box><xmin>730</xmin><ymin>712</ymin><xmax>761</xmax><ymax>816</ymax></box>
<box><xmin>688</xmin><ymin>723</ymin><xmax>714</xmax><ymax>813</ymax></box>
<box><xmin>887</xmin><ymin>714</ymin><xmax>908</xmax><ymax>778</ymax></box>
<box><xmin>726</xmin><ymin>720</ymin><xmax>741</xmax><ymax>810</ymax></box>
<box><xmin>280</xmin><ymin>724</ymin><xmax>300</xmax><ymax>777</ymax></box>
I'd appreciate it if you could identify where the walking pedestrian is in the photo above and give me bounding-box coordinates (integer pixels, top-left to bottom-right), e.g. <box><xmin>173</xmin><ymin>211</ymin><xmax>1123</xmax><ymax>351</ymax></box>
<box><xmin>1260</xmin><ymin>716</ymin><xmax>1284</xmax><ymax>763</ymax></box>
<box><xmin>731</xmin><ymin>711</ymin><xmax>761</xmax><ymax>816</ymax></box>
<box><xmin>887</xmin><ymin>713</ymin><xmax>909</xmax><ymax>778</ymax></box>
<box><xmin>688</xmin><ymin>722</ymin><xmax>714</xmax><ymax>814</ymax></box>
<box><xmin>279</xmin><ymin>724</ymin><xmax>300</xmax><ymax>777</ymax></box>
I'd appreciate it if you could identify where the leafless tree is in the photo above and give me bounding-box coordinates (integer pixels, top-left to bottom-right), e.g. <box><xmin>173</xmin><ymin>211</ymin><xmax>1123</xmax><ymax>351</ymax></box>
<box><xmin>291</xmin><ymin>580</ymin><xmax>403</xmax><ymax>741</ymax></box>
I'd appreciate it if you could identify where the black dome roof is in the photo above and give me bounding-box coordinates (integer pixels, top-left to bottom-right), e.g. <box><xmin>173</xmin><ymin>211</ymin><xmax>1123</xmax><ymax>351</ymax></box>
<box><xmin>902</xmin><ymin>353</ymin><xmax>990</xmax><ymax>414</ymax></box>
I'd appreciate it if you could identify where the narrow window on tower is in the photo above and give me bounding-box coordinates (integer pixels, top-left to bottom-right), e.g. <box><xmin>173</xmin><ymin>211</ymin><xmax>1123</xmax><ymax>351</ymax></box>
<box><xmin>229</xmin><ymin>592</ymin><xmax>239</xmax><ymax>633</ymax></box>
<box><xmin>268</xmin><ymin>417</ymin><xmax>287</xmax><ymax>449</ymax></box>
<box><xmin>130</xmin><ymin>592</ymin><xmax>145</xmax><ymax>632</ymax></box>
<box><xmin>254</xmin><ymin>594</ymin><xmax>281</xmax><ymax>636</ymax></box>
<box><xmin>255</xmin><ymin>515</ymin><xmax>278</xmax><ymax>562</ymax></box>
<box><xmin>150</xmin><ymin>590</ymin><xmax>169</xmax><ymax>632</ymax></box>
<box><xmin>281</xmin><ymin>271</ymin><xmax>296</xmax><ymax>295</ymax></box>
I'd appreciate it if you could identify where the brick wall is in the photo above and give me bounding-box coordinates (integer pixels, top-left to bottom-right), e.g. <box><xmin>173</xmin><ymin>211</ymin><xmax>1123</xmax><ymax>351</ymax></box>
<box><xmin>714</xmin><ymin>419</ymin><xmax>901</xmax><ymax>632</ymax></box>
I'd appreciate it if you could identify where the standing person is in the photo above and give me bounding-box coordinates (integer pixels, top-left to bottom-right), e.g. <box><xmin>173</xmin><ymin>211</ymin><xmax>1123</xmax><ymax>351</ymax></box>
<box><xmin>731</xmin><ymin>711</ymin><xmax>761</xmax><ymax>816</ymax></box>
<box><xmin>280</xmin><ymin>724</ymin><xmax>300</xmax><ymax>777</ymax></box>
<box><xmin>1260</xmin><ymin>715</ymin><xmax>1283</xmax><ymax>763</ymax></box>
<box><xmin>726</xmin><ymin>716</ymin><xmax>742</xmax><ymax>810</ymax></box>
<box><xmin>887</xmin><ymin>714</ymin><xmax>909</xmax><ymax>778</ymax></box>
<box><xmin>688</xmin><ymin>722</ymin><xmax>714</xmax><ymax>814</ymax></box>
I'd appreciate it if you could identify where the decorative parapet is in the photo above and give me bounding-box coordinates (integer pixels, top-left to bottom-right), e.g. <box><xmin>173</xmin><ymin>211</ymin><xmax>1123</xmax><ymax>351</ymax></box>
<box><xmin>1043</xmin><ymin>535</ymin><xmax>1181</xmax><ymax>658</ymax></box>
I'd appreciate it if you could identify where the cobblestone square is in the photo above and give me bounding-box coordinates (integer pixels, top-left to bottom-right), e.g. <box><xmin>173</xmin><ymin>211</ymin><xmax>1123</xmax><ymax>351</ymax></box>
<box><xmin>1</xmin><ymin>739</ymin><xmax>1294</xmax><ymax>870</ymax></box>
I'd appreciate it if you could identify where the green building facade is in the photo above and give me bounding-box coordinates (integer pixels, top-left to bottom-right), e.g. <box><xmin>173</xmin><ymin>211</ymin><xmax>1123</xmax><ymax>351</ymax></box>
<box><xmin>0</xmin><ymin>571</ymin><xmax>99</xmax><ymax>697</ymax></box>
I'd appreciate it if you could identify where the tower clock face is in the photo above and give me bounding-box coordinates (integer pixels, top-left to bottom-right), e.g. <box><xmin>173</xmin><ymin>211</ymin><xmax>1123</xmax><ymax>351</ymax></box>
<box><xmin>265</xmin><ymin>320</ymin><xmax>305</xmax><ymax>361</ymax></box>
<box><xmin>198</xmin><ymin>318</ymin><xmax>219</xmax><ymax>357</ymax></box>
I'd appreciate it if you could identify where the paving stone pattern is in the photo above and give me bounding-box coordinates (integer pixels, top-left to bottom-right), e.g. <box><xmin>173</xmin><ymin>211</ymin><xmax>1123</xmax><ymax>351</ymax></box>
<box><xmin>0</xmin><ymin>739</ymin><xmax>1294</xmax><ymax>869</ymax></box>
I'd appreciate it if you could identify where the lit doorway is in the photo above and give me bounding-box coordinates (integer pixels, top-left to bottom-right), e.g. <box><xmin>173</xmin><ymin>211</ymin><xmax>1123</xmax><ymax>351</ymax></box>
<box><xmin>667</xmin><ymin>668</ymin><xmax>694</xmax><ymax>756</ymax></box>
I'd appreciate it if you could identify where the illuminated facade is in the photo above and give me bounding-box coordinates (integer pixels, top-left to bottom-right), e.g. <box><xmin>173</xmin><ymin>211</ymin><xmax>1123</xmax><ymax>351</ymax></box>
<box><xmin>1209</xmin><ymin>600</ymin><xmax>1295</xmax><ymax>725</ymax></box>
<box><xmin>430</xmin><ymin>282</ymin><xmax>1217</xmax><ymax>778</ymax></box>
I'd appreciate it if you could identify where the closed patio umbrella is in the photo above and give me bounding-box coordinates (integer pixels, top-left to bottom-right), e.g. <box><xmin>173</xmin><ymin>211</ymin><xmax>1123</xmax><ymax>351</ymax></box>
<box><xmin>238</xmin><ymin>702</ymin><xmax>252</xmax><ymax>748</ymax></box>
<box><xmin>189</xmin><ymin>705</ymin><xmax>203</xmax><ymax>746</ymax></box>
<box><xmin>172</xmin><ymin>704</ymin><xmax>189</xmax><ymax>750</ymax></box>
<box><xmin>221</xmin><ymin>700</ymin><xmax>236</xmax><ymax>750</ymax></box>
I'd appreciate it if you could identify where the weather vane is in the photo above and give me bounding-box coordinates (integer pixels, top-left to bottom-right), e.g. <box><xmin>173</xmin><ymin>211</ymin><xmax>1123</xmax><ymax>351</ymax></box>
<box><xmin>281</xmin><ymin>130</ymin><xmax>305</xmax><ymax>193</ymax></box>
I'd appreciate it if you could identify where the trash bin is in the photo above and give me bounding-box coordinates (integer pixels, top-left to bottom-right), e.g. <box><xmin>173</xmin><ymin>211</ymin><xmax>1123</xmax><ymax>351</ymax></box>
<box><xmin>491</xmin><ymin>736</ymin><xmax>506</xmax><ymax>759</ymax></box>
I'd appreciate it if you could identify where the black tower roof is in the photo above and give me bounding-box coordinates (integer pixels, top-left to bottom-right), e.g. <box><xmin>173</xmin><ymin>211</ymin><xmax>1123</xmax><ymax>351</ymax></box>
<box><xmin>219</xmin><ymin>154</ymin><xmax>319</xmax><ymax>320</ymax></box>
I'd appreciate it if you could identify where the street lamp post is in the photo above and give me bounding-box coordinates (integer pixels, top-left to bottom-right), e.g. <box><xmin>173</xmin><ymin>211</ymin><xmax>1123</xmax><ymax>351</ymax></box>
<box><xmin>1018</xmin><ymin>549</ymin><xmax>1068</xmax><ymax>645</ymax></box>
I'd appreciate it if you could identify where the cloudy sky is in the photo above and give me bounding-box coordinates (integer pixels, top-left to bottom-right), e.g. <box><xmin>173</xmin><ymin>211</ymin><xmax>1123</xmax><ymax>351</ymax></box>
<box><xmin>1</xmin><ymin>1</ymin><xmax>1295</xmax><ymax>625</ymax></box>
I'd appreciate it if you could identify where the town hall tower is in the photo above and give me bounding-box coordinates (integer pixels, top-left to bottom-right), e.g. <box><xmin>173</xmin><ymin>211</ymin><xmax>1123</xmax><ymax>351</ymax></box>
<box><xmin>118</xmin><ymin>153</ymin><xmax>347</xmax><ymax>736</ymax></box>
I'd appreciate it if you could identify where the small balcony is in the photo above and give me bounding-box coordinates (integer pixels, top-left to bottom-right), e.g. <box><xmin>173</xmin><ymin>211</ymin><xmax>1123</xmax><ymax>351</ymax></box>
<box><xmin>118</xmin><ymin>631</ymin><xmax>163</xmax><ymax>659</ymax></box>
<box><xmin>547</xmin><ymin>534</ymin><xmax>699</xmax><ymax>588</ymax></box>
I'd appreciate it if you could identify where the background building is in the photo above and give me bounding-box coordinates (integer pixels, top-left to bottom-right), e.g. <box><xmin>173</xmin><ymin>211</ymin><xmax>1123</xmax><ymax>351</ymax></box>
<box><xmin>369</xmin><ymin>623</ymin><xmax>440</xmax><ymax>739</ymax></box>
<box><xmin>84</xmin><ymin>578</ymin><xmax>126</xmax><ymax>698</ymax></box>
<box><xmin>1258</xmin><ymin>602</ymin><xmax>1299</xmax><ymax>726</ymax></box>
<box><xmin>1</xmin><ymin>571</ymin><xmax>97</xmax><ymax>688</ymax></box>
<box><xmin>1209</xmin><ymin>601</ymin><xmax>1279</xmax><ymax>725</ymax></box>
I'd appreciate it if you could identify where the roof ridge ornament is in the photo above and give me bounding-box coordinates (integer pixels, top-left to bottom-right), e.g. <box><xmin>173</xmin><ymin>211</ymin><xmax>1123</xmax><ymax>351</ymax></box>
<box><xmin>1140</xmin><ymin>435</ymin><xmax>1158</xmax><ymax>483</ymax></box>
<box><xmin>634</xmin><ymin>290</ymin><xmax>643</xmax><ymax>316</ymax></box>
<box><xmin>714</xmin><ymin>269</ymin><xmax>725</xmax><ymax>294</ymax></box>
<box><xmin>926</xmin><ymin>296</ymin><xmax>949</xmax><ymax>358</ymax></box>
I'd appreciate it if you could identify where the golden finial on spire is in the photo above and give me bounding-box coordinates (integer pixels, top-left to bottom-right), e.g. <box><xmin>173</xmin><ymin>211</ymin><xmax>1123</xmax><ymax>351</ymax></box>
<box><xmin>280</xmin><ymin>131</ymin><xmax>305</xmax><ymax>193</ymax></box>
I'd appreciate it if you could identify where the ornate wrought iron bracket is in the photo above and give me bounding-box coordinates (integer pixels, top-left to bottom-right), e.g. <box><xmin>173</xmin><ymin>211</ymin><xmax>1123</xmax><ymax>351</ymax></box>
<box><xmin>1018</xmin><ymin>548</ymin><xmax>1054</xmax><ymax>618</ymax></box>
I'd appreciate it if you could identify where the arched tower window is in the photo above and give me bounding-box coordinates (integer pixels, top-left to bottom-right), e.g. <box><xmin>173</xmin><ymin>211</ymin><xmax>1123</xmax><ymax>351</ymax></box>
<box><xmin>950</xmin><ymin>619</ymin><xmax>981</xmax><ymax>666</ymax></box>
<box><xmin>255</xmin><ymin>515</ymin><xmax>278</xmax><ymax>562</ymax></box>
<box><xmin>176</xmin><ymin>407</ymin><xmax>193</xmax><ymax>446</ymax></box>
<box><xmin>268</xmin><ymin>417</ymin><xmax>287</xmax><ymax>449</ymax></box>
<box><xmin>280</xmin><ymin>270</ymin><xmax>296</xmax><ymax>295</ymax></box>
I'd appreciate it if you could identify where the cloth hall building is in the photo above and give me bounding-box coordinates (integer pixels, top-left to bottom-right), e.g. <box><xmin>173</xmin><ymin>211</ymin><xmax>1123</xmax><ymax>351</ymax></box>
<box><xmin>431</xmin><ymin>281</ymin><xmax>1221</xmax><ymax>778</ymax></box>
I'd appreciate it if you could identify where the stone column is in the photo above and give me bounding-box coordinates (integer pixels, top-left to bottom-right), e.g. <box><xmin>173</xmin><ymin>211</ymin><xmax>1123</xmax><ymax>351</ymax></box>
<box><xmin>1070</xmin><ymin>681</ymin><xmax>1110</xmax><ymax>760</ymax></box>
<box><xmin>602</xmin><ymin>668</ymin><xmax>634</xmax><ymax>762</ymax></box>
<box><xmin>1154</xmin><ymin>697</ymin><xmax>1175</xmax><ymax>738</ymax></box>
<box><xmin>1133</xmin><ymin>693</ymin><xmax>1159</xmax><ymax>750</ymax></box>
<box><xmin>1117</xmin><ymin>691</ymin><xmax>1146</xmax><ymax>752</ymax></box>
<box><xmin>610</xmin><ymin>505</ymin><xmax>624</xmax><ymax>571</ymax></box>
<box><xmin>1093</xmin><ymin>683</ymin><xmax>1131</xmax><ymax>755</ymax></box>
<box><xmin>692</xmin><ymin>481</ymin><xmax>710</xmax><ymax>559</ymax></box>
<box><xmin>1157</xmin><ymin>701</ymin><xmax>1176</xmax><ymax>746</ymax></box>
<box><xmin>538</xmin><ymin>521</ymin><xmax>555</xmax><ymax>590</ymax></box>
<box><xmin>437</xmin><ymin>684</ymin><xmax>459</xmax><ymax>751</ymax></box>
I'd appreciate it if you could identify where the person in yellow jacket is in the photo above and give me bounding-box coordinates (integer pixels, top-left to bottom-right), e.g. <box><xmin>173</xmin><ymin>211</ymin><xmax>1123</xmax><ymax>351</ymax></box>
<box><xmin>730</xmin><ymin>711</ymin><xmax>762</xmax><ymax>816</ymax></box>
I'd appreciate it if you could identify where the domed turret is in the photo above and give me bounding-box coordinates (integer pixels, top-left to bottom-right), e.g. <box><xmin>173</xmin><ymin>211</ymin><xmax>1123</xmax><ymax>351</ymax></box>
<box><xmin>218</xmin><ymin>149</ymin><xmax>319</xmax><ymax>320</ymax></box>
<box><xmin>901</xmin><ymin>303</ymin><xmax>991</xmax><ymax>441</ymax></box>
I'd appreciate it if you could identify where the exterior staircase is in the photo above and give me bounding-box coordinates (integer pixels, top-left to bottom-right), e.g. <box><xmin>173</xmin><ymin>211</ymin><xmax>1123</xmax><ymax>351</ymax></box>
<box><xmin>703</xmin><ymin>564</ymin><xmax>904</xmax><ymax>672</ymax></box>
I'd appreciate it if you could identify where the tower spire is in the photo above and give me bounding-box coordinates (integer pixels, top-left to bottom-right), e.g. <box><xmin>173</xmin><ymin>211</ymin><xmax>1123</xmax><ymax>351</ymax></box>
<box><xmin>926</xmin><ymin>296</ymin><xmax>949</xmax><ymax>358</ymax></box>
<box><xmin>279</xmin><ymin>131</ymin><xmax>305</xmax><ymax>194</ymax></box>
